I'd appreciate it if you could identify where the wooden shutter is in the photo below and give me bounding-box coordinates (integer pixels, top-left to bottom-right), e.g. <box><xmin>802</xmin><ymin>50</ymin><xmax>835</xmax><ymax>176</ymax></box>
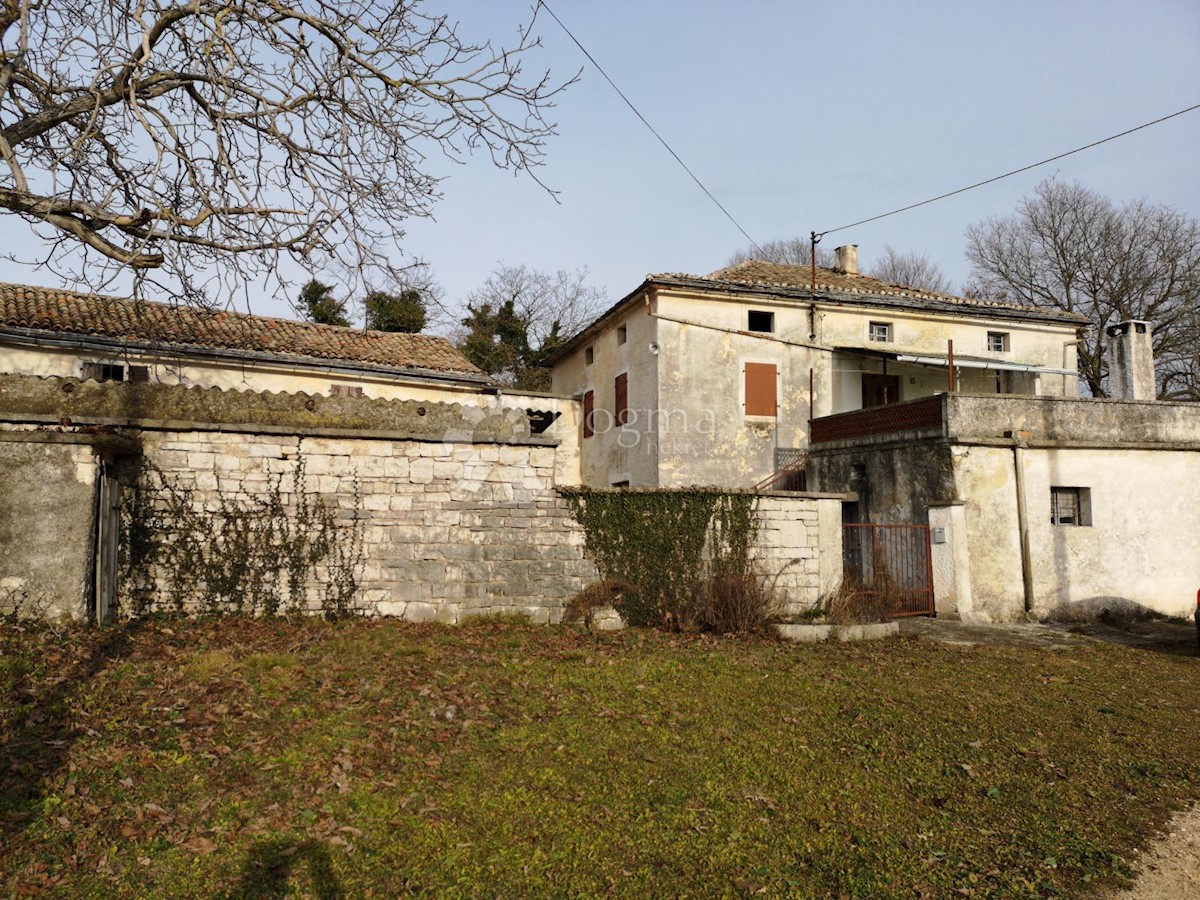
<box><xmin>744</xmin><ymin>363</ymin><xmax>777</xmax><ymax>417</ymax></box>
<box><xmin>614</xmin><ymin>373</ymin><xmax>629</xmax><ymax>425</ymax></box>
<box><xmin>583</xmin><ymin>390</ymin><xmax>595</xmax><ymax>438</ymax></box>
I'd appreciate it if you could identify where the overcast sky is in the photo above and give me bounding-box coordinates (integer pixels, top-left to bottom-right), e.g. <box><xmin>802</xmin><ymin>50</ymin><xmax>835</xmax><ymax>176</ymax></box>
<box><xmin>3</xmin><ymin>0</ymin><xmax>1199</xmax><ymax>327</ymax></box>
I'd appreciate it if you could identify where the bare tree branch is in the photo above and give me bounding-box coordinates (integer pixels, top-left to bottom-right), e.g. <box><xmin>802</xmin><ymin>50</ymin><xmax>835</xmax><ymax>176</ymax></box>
<box><xmin>966</xmin><ymin>178</ymin><xmax>1200</xmax><ymax>399</ymax></box>
<box><xmin>867</xmin><ymin>245</ymin><xmax>952</xmax><ymax>294</ymax></box>
<box><xmin>0</xmin><ymin>0</ymin><xmax>576</xmax><ymax>301</ymax></box>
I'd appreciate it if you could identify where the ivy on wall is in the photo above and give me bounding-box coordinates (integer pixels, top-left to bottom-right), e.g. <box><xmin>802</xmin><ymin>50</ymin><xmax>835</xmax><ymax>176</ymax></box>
<box><xmin>560</xmin><ymin>488</ymin><xmax>760</xmax><ymax>628</ymax></box>
<box><xmin>119</xmin><ymin>457</ymin><xmax>364</xmax><ymax>618</ymax></box>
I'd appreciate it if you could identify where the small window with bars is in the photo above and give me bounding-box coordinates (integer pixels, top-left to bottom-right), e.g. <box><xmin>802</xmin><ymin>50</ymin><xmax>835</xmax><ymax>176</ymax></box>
<box><xmin>1051</xmin><ymin>486</ymin><xmax>1092</xmax><ymax>526</ymax></box>
<box><xmin>868</xmin><ymin>321</ymin><xmax>892</xmax><ymax>342</ymax></box>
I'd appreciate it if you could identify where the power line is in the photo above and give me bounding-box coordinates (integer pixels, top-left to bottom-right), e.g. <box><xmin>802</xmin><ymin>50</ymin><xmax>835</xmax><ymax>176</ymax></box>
<box><xmin>535</xmin><ymin>0</ymin><xmax>762</xmax><ymax>255</ymax></box>
<box><xmin>818</xmin><ymin>102</ymin><xmax>1200</xmax><ymax>237</ymax></box>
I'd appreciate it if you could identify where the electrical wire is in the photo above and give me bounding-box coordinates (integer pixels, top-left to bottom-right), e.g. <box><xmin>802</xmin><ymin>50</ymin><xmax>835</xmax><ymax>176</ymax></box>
<box><xmin>536</xmin><ymin>0</ymin><xmax>762</xmax><ymax>255</ymax></box>
<box><xmin>818</xmin><ymin>102</ymin><xmax>1200</xmax><ymax>237</ymax></box>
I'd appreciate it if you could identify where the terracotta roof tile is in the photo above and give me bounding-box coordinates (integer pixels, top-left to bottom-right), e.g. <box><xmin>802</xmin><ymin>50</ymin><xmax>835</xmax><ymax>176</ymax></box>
<box><xmin>0</xmin><ymin>283</ymin><xmax>482</xmax><ymax>377</ymax></box>
<box><xmin>690</xmin><ymin>260</ymin><xmax>1088</xmax><ymax>322</ymax></box>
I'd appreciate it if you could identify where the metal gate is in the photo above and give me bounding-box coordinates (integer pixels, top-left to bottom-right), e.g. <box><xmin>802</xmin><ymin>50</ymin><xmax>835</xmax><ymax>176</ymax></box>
<box><xmin>843</xmin><ymin>524</ymin><xmax>934</xmax><ymax>617</ymax></box>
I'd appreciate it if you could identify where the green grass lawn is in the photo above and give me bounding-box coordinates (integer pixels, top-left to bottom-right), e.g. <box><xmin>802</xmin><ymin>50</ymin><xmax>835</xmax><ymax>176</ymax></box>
<box><xmin>2</xmin><ymin>617</ymin><xmax>1198</xmax><ymax>898</ymax></box>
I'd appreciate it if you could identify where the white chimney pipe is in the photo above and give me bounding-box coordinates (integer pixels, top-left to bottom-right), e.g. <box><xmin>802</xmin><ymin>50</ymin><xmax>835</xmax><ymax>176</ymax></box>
<box><xmin>1105</xmin><ymin>320</ymin><xmax>1155</xmax><ymax>401</ymax></box>
<box><xmin>833</xmin><ymin>245</ymin><xmax>858</xmax><ymax>275</ymax></box>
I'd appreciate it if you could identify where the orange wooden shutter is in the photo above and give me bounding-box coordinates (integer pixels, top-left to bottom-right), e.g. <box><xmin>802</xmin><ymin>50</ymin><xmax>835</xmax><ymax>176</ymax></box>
<box><xmin>583</xmin><ymin>390</ymin><xmax>595</xmax><ymax>438</ymax></box>
<box><xmin>744</xmin><ymin>363</ymin><xmax>777</xmax><ymax>416</ymax></box>
<box><xmin>614</xmin><ymin>372</ymin><xmax>629</xmax><ymax>425</ymax></box>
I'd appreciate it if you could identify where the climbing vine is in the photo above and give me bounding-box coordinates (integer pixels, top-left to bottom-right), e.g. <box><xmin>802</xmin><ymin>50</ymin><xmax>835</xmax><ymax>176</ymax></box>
<box><xmin>119</xmin><ymin>456</ymin><xmax>364</xmax><ymax>618</ymax></box>
<box><xmin>560</xmin><ymin>488</ymin><xmax>761</xmax><ymax>629</ymax></box>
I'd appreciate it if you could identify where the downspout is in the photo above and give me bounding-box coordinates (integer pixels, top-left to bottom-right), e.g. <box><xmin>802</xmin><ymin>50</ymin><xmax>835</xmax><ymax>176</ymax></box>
<box><xmin>1011</xmin><ymin>439</ymin><xmax>1035</xmax><ymax>615</ymax></box>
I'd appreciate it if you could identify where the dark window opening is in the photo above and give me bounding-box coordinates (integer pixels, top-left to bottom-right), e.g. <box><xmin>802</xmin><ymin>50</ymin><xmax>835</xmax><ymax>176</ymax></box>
<box><xmin>82</xmin><ymin>362</ymin><xmax>124</xmax><ymax>382</ymax></box>
<box><xmin>617</xmin><ymin>324</ymin><xmax>628</xmax><ymax>345</ymax></box>
<box><xmin>582</xmin><ymin>391</ymin><xmax>595</xmax><ymax>439</ymax></box>
<box><xmin>611</xmin><ymin>480</ymin><xmax>630</xmax><ymax>488</ymax></box>
<box><xmin>1051</xmin><ymin>486</ymin><xmax>1092</xmax><ymax>526</ymax></box>
<box><xmin>127</xmin><ymin>365</ymin><xmax>150</xmax><ymax>383</ymax></box>
<box><xmin>614</xmin><ymin>373</ymin><xmax>629</xmax><ymax>425</ymax></box>
<box><xmin>861</xmin><ymin>373</ymin><xmax>900</xmax><ymax>408</ymax></box>
<box><xmin>585</xmin><ymin>346</ymin><xmax>594</xmax><ymax>365</ymax></box>
<box><xmin>748</xmin><ymin>310</ymin><xmax>775</xmax><ymax>333</ymax></box>
<box><xmin>527</xmin><ymin>409</ymin><xmax>561</xmax><ymax>435</ymax></box>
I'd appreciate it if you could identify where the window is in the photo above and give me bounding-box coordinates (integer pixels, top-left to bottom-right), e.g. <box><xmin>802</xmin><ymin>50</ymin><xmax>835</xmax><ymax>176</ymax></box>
<box><xmin>82</xmin><ymin>362</ymin><xmax>124</xmax><ymax>382</ymax></box>
<box><xmin>127</xmin><ymin>365</ymin><xmax>149</xmax><ymax>383</ymax></box>
<box><xmin>868</xmin><ymin>321</ymin><xmax>892</xmax><ymax>342</ymax></box>
<box><xmin>585</xmin><ymin>346</ymin><xmax>594</xmax><ymax>365</ymax></box>
<box><xmin>987</xmin><ymin>331</ymin><xmax>1009</xmax><ymax>352</ymax></box>
<box><xmin>330</xmin><ymin>384</ymin><xmax>364</xmax><ymax>398</ymax></box>
<box><xmin>583</xmin><ymin>390</ymin><xmax>595</xmax><ymax>439</ymax></box>
<box><xmin>743</xmin><ymin>362</ymin><xmax>777</xmax><ymax>417</ymax></box>
<box><xmin>617</xmin><ymin>324</ymin><xmax>628</xmax><ymax>346</ymax></box>
<box><xmin>1051</xmin><ymin>487</ymin><xmax>1092</xmax><ymax>526</ymax></box>
<box><xmin>614</xmin><ymin>373</ymin><xmax>629</xmax><ymax>425</ymax></box>
<box><xmin>748</xmin><ymin>310</ymin><xmax>775</xmax><ymax>333</ymax></box>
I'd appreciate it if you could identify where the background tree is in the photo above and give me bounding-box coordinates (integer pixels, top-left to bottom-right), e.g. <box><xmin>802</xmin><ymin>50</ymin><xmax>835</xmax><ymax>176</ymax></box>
<box><xmin>966</xmin><ymin>179</ymin><xmax>1200</xmax><ymax>398</ymax></box>
<box><xmin>727</xmin><ymin>238</ymin><xmax>834</xmax><ymax>268</ymax></box>
<box><xmin>867</xmin><ymin>245</ymin><xmax>952</xmax><ymax>294</ymax></box>
<box><xmin>364</xmin><ymin>288</ymin><xmax>427</xmax><ymax>333</ymax></box>
<box><xmin>458</xmin><ymin>265</ymin><xmax>607</xmax><ymax>390</ymax></box>
<box><xmin>0</xmin><ymin>1</ymin><xmax>573</xmax><ymax>303</ymax></box>
<box><xmin>297</xmin><ymin>280</ymin><xmax>351</xmax><ymax>327</ymax></box>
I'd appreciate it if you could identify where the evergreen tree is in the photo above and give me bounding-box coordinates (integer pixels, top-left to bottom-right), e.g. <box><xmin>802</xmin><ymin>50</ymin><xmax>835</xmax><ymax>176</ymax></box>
<box><xmin>298</xmin><ymin>280</ymin><xmax>351</xmax><ymax>327</ymax></box>
<box><xmin>364</xmin><ymin>289</ymin><xmax>427</xmax><ymax>333</ymax></box>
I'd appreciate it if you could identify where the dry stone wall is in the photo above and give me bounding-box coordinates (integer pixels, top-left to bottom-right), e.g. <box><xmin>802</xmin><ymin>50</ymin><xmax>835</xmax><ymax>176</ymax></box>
<box><xmin>123</xmin><ymin>430</ymin><xmax>597</xmax><ymax>623</ymax></box>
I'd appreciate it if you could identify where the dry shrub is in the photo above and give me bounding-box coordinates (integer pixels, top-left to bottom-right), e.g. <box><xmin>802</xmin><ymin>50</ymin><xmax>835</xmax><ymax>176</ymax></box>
<box><xmin>824</xmin><ymin>577</ymin><xmax>894</xmax><ymax>625</ymax></box>
<box><xmin>702</xmin><ymin>573</ymin><xmax>774</xmax><ymax>635</ymax></box>
<box><xmin>562</xmin><ymin>578</ymin><xmax>637</xmax><ymax>629</ymax></box>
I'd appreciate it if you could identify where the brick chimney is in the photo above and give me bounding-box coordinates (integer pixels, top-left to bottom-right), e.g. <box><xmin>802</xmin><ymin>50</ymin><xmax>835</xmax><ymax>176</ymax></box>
<box><xmin>833</xmin><ymin>245</ymin><xmax>858</xmax><ymax>275</ymax></box>
<box><xmin>1105</xmin><ymin>320</ymin><xmax>1156</xmax><ymax>401</ymax></box>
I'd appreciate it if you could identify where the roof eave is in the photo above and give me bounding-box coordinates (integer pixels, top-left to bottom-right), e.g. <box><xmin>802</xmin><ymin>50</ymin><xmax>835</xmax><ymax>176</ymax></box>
<box><xmin>0</xmin><ymin>326</ymin><xmax>493</xmax><ymax>386</ymax></box>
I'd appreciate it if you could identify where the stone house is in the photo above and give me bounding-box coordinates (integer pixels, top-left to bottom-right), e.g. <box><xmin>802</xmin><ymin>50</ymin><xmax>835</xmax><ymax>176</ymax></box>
<box><xmin>0</xmin><ymin>281</ymin><xmax>582</xmax><ymax>468</ymax></box>
<box><xmin>0</xmin><ymin>283</ymin><xmax>845</xmax><ymax>623</ymax></box>
<box><xmin>805</xmin><ymin>324</ymin><xmax>1200</xmax><ymax>621</ymax></box>
<box><xmin>548</xmin><ymin>246</ymin><xmax>1088</xmax><ymax>489</ymax></box>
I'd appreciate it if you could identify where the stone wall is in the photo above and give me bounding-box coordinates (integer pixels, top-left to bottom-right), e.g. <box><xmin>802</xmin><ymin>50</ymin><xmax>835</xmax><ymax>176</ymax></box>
<box><xmin>753</xmin><ymin>494</ymin><xmax>844</xmax><ymax>615</ymax></box>
<box><xmin>121</xmin><ymin>430</ymin><xmax>597</xmax><ymax>624</ymax></box>
<box><xmin>2</xmin><ymin>374</ymin><xmax>841</xmax><ymax>623</ymax></box>
<box><xmin>0</xmin><ymin>434</ymin><xmax>101</xmax><ymax>618</ymax></box>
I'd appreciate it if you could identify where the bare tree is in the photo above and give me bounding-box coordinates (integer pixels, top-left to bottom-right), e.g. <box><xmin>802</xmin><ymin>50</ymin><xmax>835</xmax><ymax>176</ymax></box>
<box><xmin>458</xmin><ymin>264</ymin><xmax>607</xmax><ymax>389</ymax></box>
<box><xmin>868</xmin><ymin>245</ymin><xmax>952</xmax><ymax>294</ymax></box>
<box><xmin>727</xmin><ymin>237</ymin><xmax>834</xmax><ymax>268</ymax></box>
<box><xmin>0</xmin><ymin>1</ymin><xmax>574</xmax><ymax>304</ymax></box>
<box><xmin>966</xmin><ymin>179</ymin><xmax>1200</xmax><ymax>399</ymax></box>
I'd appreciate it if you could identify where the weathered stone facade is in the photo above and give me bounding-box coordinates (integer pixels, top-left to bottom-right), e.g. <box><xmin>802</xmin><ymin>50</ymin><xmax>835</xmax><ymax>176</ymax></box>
<box><xmin>750</xmin><ymin>495</ymin><xmax>844</xmax><ymax>616</ymax></box>
<box><xmin>0</xmin><ymin>374</ymin><xmax>843</xmax><ymax>623</ymax></box>
<box><xmin>126</xmin><ymin>431</ymin><xmax>597</xmax><ymax>623</ymax></box>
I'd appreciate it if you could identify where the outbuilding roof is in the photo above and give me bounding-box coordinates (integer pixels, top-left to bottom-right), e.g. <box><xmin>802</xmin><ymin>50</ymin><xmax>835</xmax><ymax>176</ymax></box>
<box><xmin>0</xmin><ymin>282</ymin><xmax>483</xmax><ymax>378</ymax></box>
